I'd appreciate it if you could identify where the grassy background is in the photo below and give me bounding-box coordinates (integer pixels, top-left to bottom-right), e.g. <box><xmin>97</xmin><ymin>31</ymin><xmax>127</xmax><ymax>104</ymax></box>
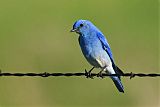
<box><xmin>0</xmin><ymin>0</ymin><xmax>159</xmax><ymax>107</ymax></box>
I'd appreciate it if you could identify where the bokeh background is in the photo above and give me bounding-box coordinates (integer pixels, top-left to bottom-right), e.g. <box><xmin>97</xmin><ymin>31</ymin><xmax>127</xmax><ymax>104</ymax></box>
<box><xmin>0</xmin><ymin>0</ymin><xmax>159</xmax><ymax>107</ymax></box>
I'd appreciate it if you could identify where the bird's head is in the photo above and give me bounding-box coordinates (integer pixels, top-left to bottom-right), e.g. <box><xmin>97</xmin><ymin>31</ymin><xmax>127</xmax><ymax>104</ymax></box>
<box><xmin>70</xmin><ymin>20</ymin><xmax>95</xmax><ymax>35</ymax></box>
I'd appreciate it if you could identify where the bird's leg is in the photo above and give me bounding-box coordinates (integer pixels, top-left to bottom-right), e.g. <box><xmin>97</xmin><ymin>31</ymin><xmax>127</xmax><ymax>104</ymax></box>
<box><xmin>97</xmin><ymin>67</ymin><xmax>108</xmax><ymax>78</ymax></box>
<box><xmin>85</xmin><ymin>67</ymin><xmax>95</xmax><ymax>79</ymax></box>
<box><xmin>97</xmin><ymin>69</ymin><xmax>104</xmax><ymax>78</ymax></box>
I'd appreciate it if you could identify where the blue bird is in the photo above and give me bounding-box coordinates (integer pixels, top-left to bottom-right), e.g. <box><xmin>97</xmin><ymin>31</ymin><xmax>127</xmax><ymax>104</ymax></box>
<box><xmin>71</xmin><ymin>19</ymin><xmax>124</xmax><ymax>93</ymax></box>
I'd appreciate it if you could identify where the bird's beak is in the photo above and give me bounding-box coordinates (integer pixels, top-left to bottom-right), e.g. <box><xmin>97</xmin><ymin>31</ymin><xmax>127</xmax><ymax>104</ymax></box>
<box><xmin>70</xmin><ymin>29</ymin><xmax>77</xmax><ymax>32</ymax></box>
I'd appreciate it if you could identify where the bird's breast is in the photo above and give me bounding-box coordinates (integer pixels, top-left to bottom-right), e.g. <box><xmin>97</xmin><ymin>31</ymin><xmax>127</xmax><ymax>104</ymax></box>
<box><xmin>79</xmin><ymin>35</ymin><xmax>101</xmax><ymax>56</ymax></box>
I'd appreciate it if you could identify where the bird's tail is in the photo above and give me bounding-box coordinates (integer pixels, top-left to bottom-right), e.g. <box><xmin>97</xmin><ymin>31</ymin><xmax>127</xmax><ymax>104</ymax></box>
<box><xmin>111</xmin><ymin>76</ymin><xmax>124</xmax><ymax>93</ymax></box>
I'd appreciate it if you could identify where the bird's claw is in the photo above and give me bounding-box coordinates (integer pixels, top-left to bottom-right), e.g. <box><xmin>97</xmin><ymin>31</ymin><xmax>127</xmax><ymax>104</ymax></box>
<box><xmin>85</xmin><ymin>69</ymin><xmax>94</xmax><ymax>79</ymax></box>
<box><xmin>97</xmin><ymin>71</ymin><xmax>104</xmax><ymax>78</ymax></box>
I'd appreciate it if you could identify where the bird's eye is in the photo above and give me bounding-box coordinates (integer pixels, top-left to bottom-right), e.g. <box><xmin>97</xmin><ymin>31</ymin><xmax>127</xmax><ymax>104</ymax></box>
<box><xmin>80</xmin><ymin>24</ymin><xmax>83</xmax><ymax>27</ymax></box>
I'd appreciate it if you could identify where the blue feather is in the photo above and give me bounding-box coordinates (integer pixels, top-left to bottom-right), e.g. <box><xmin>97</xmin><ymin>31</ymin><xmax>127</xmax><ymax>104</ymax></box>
<box><xmin>96</xmin><ymin>32</ymin><xmax>114</xmax><ymax>62</ymax></box>
<box><xmin>111</xmin><ymin>76</ymin><xmax>124</xmax><ymax>93</ymax></box>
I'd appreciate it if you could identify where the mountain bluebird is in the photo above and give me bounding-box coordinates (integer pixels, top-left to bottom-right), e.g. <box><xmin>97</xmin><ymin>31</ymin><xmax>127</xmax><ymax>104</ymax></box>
<box><xmin>71</xmin><ymin>20</ymin><xmax>124</xmax><ymax>93</ymax></box>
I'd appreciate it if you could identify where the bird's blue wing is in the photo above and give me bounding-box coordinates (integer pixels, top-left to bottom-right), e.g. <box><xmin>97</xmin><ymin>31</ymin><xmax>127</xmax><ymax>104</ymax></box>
<box><xmin>97</xmin><ymin>31</ymin><xmax>124</xmax><ymax>77</ymax></box>
<box><xmin>96</xmin><ymin>32</ymin><xmax>114</xmax><ymax>61</ymax></box>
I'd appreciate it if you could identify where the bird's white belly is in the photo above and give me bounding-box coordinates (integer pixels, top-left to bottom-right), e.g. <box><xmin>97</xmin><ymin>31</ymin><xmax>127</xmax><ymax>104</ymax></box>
<box><xmin>84</xmin><ymin>44</ymin><xmax>111</xmax><ymax>68</ymax></box>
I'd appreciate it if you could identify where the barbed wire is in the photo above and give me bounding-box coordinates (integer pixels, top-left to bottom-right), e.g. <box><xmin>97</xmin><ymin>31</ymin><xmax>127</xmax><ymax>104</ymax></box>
<box><xmin>0</xmin><ymin>70</ymin><xmax>159</xmax><ymax>79</ymax></box>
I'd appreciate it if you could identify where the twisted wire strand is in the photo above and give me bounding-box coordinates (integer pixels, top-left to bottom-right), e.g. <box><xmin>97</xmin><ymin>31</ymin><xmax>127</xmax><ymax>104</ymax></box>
<box><xmin>0</xmin><ymin>70</ymin><xmax>159</xmax><ymax>79</ymax></box>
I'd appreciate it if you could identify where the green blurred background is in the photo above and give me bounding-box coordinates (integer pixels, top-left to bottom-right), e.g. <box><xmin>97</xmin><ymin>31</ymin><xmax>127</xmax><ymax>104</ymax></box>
<box><xmin>0</xmin><ymin>0</ymin><xmax>159</xmax><ymax>107</ymax></box>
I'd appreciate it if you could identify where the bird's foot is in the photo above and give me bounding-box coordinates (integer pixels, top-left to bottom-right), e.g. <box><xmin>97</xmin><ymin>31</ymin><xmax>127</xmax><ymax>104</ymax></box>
<box><xmin>85</xmin><ymin>69</ymin><xmax>94</xmax><ymax>79</ymax></box>
<box><xmin>97</xmin><ymin>71</ymin><xmax>104</xmax><ymax>78</ymax></box>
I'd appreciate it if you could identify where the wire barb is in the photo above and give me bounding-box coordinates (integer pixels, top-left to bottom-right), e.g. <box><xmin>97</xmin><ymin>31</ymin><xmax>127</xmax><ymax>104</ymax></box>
<box><xmin>0</xmin><ymin>70</ymin><xmax>159</xmax><ymax>78</ymax></box>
